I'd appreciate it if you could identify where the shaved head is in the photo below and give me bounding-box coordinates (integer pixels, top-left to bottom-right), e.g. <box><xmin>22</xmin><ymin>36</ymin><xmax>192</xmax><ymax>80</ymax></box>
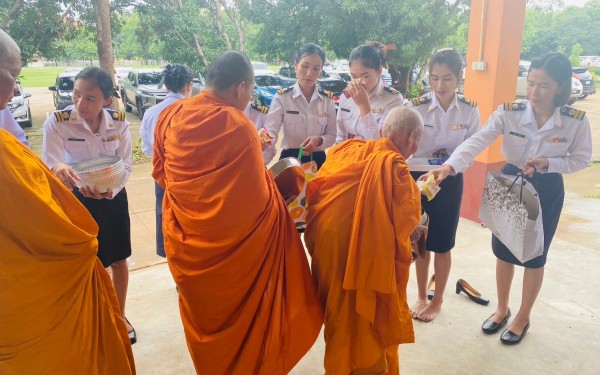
<box><xmin>206</xmin><ymin>51</ymin><xmax>253</xmax><ymax>92</ymax></box>
<box><xmin>381</xmin><ymin>107</ymin><xmax>423</xmax><ymax>158</ymax></box>
<box><xmin>205</xmin><ymin>50</ymin><xmax>254</xmax><ymax>110</ymax></box>
<box><xmin>0</xmin><ymin>29</ymin><xmax>22</xmax><ymax>109</ymax></box>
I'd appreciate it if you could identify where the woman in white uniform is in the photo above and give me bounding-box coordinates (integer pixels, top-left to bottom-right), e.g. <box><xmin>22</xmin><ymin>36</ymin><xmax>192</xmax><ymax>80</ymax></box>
<box><xmin>140</xmin><ymin>63</ymin><xmax>193</xmax><ymax>258</ymax></box>
<box><xmin>336</xmin><ymin>41</ymin><xmax>404</xmax><ymax>143</ymax></box>
<box><xmin>264</xmin><ymin>43</ymin><xmax>336</xmax><ymax>169</ymax></box>
<box><xmin>408</xmin><ymin>49</ymin><xmax>481</xmax><ymax>323</ymax></box>
<box><xmin>42</xmin><ymin>66</ymin><xmax>136</xmax><ymax>344</ymax></box>
<box><xmin>424</xmin><ymin>52</ymin><xmax>592</xmax><ymax>344</ymax></box>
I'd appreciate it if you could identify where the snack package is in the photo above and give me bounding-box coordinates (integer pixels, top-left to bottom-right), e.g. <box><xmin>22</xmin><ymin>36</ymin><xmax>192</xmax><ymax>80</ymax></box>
<box><xmin>417</xmin><ymin>174</ymin><xmax>441</xmax><ymax>201</ymax></box>
<box><xmin>258</xmin><ymin>127</ymin><xmax>272</xmax><ymax>145</ymax></box>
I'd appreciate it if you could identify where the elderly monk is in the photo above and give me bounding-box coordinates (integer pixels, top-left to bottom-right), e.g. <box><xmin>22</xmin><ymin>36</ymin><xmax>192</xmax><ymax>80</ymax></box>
<box><xmin>153</xmin><ymin>50</ymin><xmax>323</xmax><ymax>374</ymax></box>
<box><xmin>305</xmin><ymin>107</ymin><xmax>424</xmax><ymax>375</ymax></box>
<box><xmin>0</xmin><ymin>30</ymin><xmax>135</xmax><ymax>374</ymax></box>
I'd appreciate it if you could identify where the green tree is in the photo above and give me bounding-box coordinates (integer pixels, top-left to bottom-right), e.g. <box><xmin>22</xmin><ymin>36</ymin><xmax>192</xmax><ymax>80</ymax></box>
<box><xmin>569</xmin><ymin>43</ymin><xmax>583</xmax><ymax>67</ymax></box>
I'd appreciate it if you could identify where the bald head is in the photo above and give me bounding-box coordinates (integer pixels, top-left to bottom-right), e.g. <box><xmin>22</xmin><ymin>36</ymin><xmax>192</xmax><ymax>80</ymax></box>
<box><xmin>205</xmin><ymin>50</ymin><xmax>254</xmax><ymax>110</ymax></box>
<box><xmin>0</xmin><ymin>29</ymin><xmax>22</xmax><ymax>109</ymax></box>
<box><xmin>381</xmin><ymin>107</ymin><xmax>423</xmax><ymax>158</ymax></box>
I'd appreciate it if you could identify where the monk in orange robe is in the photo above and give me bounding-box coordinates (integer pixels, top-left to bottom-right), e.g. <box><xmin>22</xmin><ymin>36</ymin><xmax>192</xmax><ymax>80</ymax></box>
<box><xmin>153</xmin><ymin>51</ymin><xmax>323</xmax><ymax>374</ymax></box>
<box><xmin>0</xmin><ymin>30</ymin><xmax>134</xmax><ymax>374</ymax></box>
<box><xmin>305</xmin><ymin>107</ymin><xmax>425</xmax><ymax>375</ymax></box>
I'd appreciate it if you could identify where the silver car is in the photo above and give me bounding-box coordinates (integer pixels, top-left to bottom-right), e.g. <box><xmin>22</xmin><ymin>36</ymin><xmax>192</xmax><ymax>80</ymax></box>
<box><xmin>8</xmin><ymin>83</ymin><xmax>32</xmax><ymax>128</ymax></box>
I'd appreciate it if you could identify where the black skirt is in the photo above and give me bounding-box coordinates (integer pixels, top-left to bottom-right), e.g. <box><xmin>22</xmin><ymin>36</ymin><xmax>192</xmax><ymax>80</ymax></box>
<box><xmin>491</xmin><ymin>163</ymin><xmax>564</xmax><ymax>268</ymax></box>
<box><xmin>155</xmin><ymin>182</ymin><xmax>166</xmax><ymax>258</ymax></box>
<box><xmin>73</xmin><ymin>188</ymin><xmax>132</xmax><ymax>267</ymax></box>
<box><xmin>410</xmin><ymin>171</ymin><xmax>463</xmax><ymax>253</ymax></box>
<box><xmin>280</xmin><ymin>149</ymin><xmax>326</xmax><ymax>170</ymax></box>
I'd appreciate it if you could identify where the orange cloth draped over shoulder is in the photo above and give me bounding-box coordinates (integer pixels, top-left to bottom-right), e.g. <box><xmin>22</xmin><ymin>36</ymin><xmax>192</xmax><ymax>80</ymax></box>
<box><xmin>305</xmin><ymin>138</ymin><xmax>421</xmax><ymax>375</ymax></box>
<box><xmin>152</xmin><ymin>91</ymin><xmax>323</xmax><ymax>374</ymax></box>
<box><xmin>0</xmin><ymin>129</ymin><xmax>135</xmax><ymax>374</ymax></box>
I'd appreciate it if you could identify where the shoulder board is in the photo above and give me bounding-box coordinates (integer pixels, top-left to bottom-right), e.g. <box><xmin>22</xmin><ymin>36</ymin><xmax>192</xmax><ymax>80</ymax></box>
<box><xmin>106</xmin><ymin>109</ymin><xmax>126</xmax><ymax>122</ymax></box>
<box><xmin>384</xmin><ymin>86</ymin><xmax>401</xmax><ymax>95</ymax></box>
<box><xmin>53</xmin><ymin>109</ymin><xmax>72</xmax><ymax>122</ymax></box>
<box><xmin>277</xmin><ymin>86</ymin><xmax>293</xmax><ymax>95</ymax></box>
<box><xmin>502</xmin><ymin>102</ymin><xmax>527</xmax><ymax>111</ymax></box>
<box><xmin>318</xmin><ymin>88</ymin><xmax>334</xmax><ymax>99</ymax></box>
<box><xmin>411</xmin><ymin>96</ymin><xmax>431</xmax><ymax>107</ymax></box>
<box><xmin>251</xmin><ymin>103</ymin><xmax>269</xmax><ymax>114</ymax></box>
<box><xmin>458</xmin><ymin>95</ymin><xmax>477</xmax><ymax>107</ymax></box>
<box><xmin>560</xmin><ymin>106</ymin><xmax>586</xmax><ymax>121</ymax></box>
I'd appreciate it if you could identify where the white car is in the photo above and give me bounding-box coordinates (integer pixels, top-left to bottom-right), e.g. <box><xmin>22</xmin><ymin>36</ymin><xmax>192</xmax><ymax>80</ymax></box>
<box><xmin>8</xmin><ymin>83</ymin><xmax>32</xmax><ymax>128</ymax></box>
<box><xmin>251</xmin><ymin>62</ymin><xmax>273</xmax><ymax>75</ymax></box>
<box><xmin>114</xmin><ymin>67</ymin><xmax>134</xmax><ymax>89</ymax></box>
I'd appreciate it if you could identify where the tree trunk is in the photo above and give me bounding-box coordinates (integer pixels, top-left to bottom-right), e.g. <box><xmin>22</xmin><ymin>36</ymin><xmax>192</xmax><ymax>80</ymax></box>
<box><xmin>212</xmin><ymin>1</ymin><xmax>232</xmax><ymax>50</ymax></box>
<box><xmin>91</xmin><ymin>0</ymin><xmax>118</xmax><ymax>110</ymax></box>
<box><xmin>1</xmin><ymin>0</ymin><xmax>23</xmax><ymax>29</ymax></box>
<box><xmin>220</xmin><ymin>0</ymin><xmax>246</xmax><ymax>52</ymax></box>
<box><xmin>397</xmin><ymin>66</ymin><xmax>411</xmax><ymax>94</ymax></box>
<box><xmin>193</xmin><ymin>36</ymin><xmax>208</xmax><ymax>66</ymax></box>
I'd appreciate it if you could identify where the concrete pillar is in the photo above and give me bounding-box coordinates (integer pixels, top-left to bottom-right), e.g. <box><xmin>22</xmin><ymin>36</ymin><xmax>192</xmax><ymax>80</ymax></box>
<box><xmin>461</xmin><ymin>0</ymin><xmax>527</xmax><ymax>222</ymax></box>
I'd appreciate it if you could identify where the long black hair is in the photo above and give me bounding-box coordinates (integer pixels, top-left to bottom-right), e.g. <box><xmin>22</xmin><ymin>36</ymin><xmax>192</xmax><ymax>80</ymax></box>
<box><xmin>75</xmin><ymin>66</ymin><xmax>114</xmax><ymax>99</ymax></box>
<box><xmin>163</xmin><ymin>64</ymin><xmax>193</xmax><ymax>93</ymax></box>
<box><xmin>429</xmin><ymin>48</ymin><xmax>463</xmax><ymax>80</ymax></box>
<box><xmin>349</xmin><ymin>41</ymin><xmax>388</xmax><ymax>70</ymax></box>
<box><xmin>529</xmin><ymin>52</ymin><xmax>572</xmax><ymax>107</ymax></box>
<box><xmin>293</xmin><ymin>43</ymin><xmax>326</xmax><ymax>66</ymax></box>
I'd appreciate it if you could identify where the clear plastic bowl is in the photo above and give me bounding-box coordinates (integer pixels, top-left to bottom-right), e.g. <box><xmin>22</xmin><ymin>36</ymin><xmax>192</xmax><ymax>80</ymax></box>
<box><xmin>73</xmin><ymin>156</ymin><xmax>126</xmax><ymax>193</ymax></box>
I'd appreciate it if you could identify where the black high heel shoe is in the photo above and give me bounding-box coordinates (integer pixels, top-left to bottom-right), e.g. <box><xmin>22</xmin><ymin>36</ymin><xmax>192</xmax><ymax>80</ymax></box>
<box><xmin>456</xmin><ymin>279</ymin><xmax>489</xmax><ymax>305</ymax></box>
<box><xmin>125</xmin><ymin>317</ymin><xmax>137</xmax><ymax>345</ymax></box>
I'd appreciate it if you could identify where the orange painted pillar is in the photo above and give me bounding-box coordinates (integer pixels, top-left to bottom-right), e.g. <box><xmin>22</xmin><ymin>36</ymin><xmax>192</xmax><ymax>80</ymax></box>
<box><xmin>461</xmin><ymin>0</ymin><xmax>526</xmax><ymax>222</ymax></box>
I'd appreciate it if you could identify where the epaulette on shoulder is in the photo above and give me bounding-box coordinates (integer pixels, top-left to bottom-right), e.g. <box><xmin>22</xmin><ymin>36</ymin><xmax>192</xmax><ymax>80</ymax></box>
<box><xmin>106</xmin><ymin>109</ymin><xmax>126</xmax><ymax>122</ymax></box>
<box><xmin>277</xmin><ymin>86</ymin><xmax>293</xmax><ymax>95</ymax></box>
<box><xmin>318</xmin><ymin>87</ymin><xmax>334</xmax><ymax>99</ymax></box>
<box><xmin>384</xmin><ymin>86</ymin><xmax>401</xmax><ymax>95</ymax></box>
<box><xmin>411</xmin><ymin>96</ymin><xmax>431</xmax><ymax>107</ymax></box>
<box><xmin>251</xmin><ymin>102</ymin><xmax>269</xmax><ymax>114</ymax></box>
<box><xmin>502</xmin><ymin>102</ymin><xmax>527</xmax><ymax>111</ymax></box>
<box><xmin>458</xmin><ymin>95</ymin><xmax>477</xmax><ymax>107</ymax></box>
<box><xmin>53</xmin><ymin>109</ymin><xmax>72</xmax><ymax>122</ymax></box>
<box><xmin>560</xmin><ymin>106</ymin><xmax>586</xmax><ymax>121</ymax></box>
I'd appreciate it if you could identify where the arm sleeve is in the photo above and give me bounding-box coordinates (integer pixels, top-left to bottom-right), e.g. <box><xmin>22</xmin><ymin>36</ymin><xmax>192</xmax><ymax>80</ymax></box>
<box><xmin>139</xmin><ymin>114</ymin><xmax>154</xmax><ymax>156</ymax></box>
<box><xmin>42</xmin><ymin>116</ymin><xmax>65</xmax><ymax>169</ymax></box>
<box><xmin>446</xmin><ymin>107</ymin><xmax>504</xmax><ymax>174</ymax></box>
<box><xmin>546</xmin><ymin>116</ymin><xmax>592</xmax><ymax>174</ymax></box>
<box><xmin>0</xmin><ymin>109</ymin><xmax>29</xmax><ymax>147</ymax></box>
<box><xmin>335</xmin><ymin>106</ymin><xmax>347</xmax><ymax>144</ymax></box>
<box><xmin>319</xmin><ymin>99</ymin><xmax>337</xmax><ymax>148</ymax></box>
<box><xmin>263</xmin><ymin>94</ymin><xmax>285</xmax><ymax>165</ymax></box>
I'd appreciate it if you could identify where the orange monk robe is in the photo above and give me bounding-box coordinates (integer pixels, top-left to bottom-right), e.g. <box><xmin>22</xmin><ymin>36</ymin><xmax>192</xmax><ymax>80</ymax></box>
<box><xmin>0</xmin><ymin>129</ymin><xmax>135</xmax><ymax>374</ymax></box>
<box><xmin>305</xmin><ymin>138</ymin><xmax>421</xmax><ymax>375</ymax></box>
<box><xmin>152</xmin><ymin>91</ymin><xmax>323</xmax><ymax>374</ymax></box>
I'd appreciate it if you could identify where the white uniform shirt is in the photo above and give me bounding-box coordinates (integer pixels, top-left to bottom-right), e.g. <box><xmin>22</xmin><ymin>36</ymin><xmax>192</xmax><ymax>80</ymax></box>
<box><xmin>336</xmin><ymin>79</ymin><xmax>404</xmax><ymax>142</ymax></box>
<box><xmin>243</xmin><ymin>102</ymin><xmax>268</xmax><ymax>131</ymax></box>
<box><xmin>42</xmin><ymin>105</ymin><xmax>133</xmax><ymax>196</ymax></box>
<box><xmin>446</xmin><ymin>102</ymin><xmax>592</xmax><ymax>174</ymax></box>
<box><xmin>140</xmin><ymin>92</ymin><xmax>185</xmax><ymax>156</ymax></box>
<box><xmin>409</xmin><ymin>92</ymin><xmax>480</xmax><ymax>158</ymax></box>
<box><xmin>263</xmin><ymin>82</ymin><xmax>336</xmax><ymax>164</ymax></box>
<box><xmin>0</xmin><ymin>108</ymin><xmax>29</xmax><ymax>146</ymax></box>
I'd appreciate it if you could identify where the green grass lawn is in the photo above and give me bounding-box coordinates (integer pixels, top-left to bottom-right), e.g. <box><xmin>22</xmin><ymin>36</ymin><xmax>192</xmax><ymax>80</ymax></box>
<box><xmin>19</xmin><ymin>65</ymin><xmax>163</xmax><ymax>87</ymax></box>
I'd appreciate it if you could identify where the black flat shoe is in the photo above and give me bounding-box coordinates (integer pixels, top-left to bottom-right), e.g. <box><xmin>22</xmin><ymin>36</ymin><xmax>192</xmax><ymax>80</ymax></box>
<box><xmin>456</xmin><ymin>279</ymin><xmax>490</xmax><ymax>305</ymax></box>
<box><xmin>125</xmin><ymin>317</ymin><xmax>137</xmax><ymax>345</ymax></box>
<box><xmin>501</xmin><ymin>323</ymin><xmax>530</xmax><ymax>345</ymax></box>
<box><xmin>482</xmin><ymin>308</ymin><xmax>511</xmax><ymax>334</ymax></box>
<box><xmin>427</xmin><ymin>274</ymin><xmax>435</xmax><ymax>301</ymax></box>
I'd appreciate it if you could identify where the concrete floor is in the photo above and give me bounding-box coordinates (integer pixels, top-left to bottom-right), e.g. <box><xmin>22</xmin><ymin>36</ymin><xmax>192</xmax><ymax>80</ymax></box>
<box><xmin>22</xmin><ymin>88</ymin><xmax>600</xmax><ymax>374</ymax></box>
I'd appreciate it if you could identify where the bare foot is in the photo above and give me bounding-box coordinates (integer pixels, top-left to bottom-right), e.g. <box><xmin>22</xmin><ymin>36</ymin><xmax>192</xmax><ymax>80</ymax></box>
<box><xmin>415</xmin><ymin>301</ymin><xmax>442</xmax><ymax>322</ymax></box>
<box><xmin>410</xmin><ymin>299</ymin><xmax>429</xmax><ymax>318</ymax></box>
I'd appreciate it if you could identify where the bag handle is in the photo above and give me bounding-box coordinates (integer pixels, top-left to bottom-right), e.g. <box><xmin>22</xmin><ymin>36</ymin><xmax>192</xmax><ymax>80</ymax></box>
<box><xmin>297</xmin><ymin>147</ymin><xmax>314</xmax><ymax>161</ymax></box>
<box><xmin>507</xmin><ymin>175</ymin><xmax>525</xmax><ymax>203</ymax></box>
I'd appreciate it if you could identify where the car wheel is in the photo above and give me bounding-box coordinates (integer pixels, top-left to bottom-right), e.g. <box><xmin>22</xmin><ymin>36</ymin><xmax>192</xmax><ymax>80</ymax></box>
<box><xmin>458</xmin><ymin>81</ymin><xmax>465</xmax><ymax>94</ymax></box>
<box><xmin>22</xmin><ymin>108</ymin><xmax>32</xmax><ymax>127</ymax></box>
<box><xmin>136</xmin><ymin>99</ymin><xmax>145</xmax><ymax>119</ymax></box>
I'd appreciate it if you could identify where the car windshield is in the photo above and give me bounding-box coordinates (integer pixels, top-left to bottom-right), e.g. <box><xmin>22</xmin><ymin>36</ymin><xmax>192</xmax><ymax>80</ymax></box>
<box><xmin>138</xmin><ymin>73</ymin><xmax>163</xmax><ymax>85</ymax></box>
<box><xmin>252</xmin><ymin>62</ymin><xmax>269</xmax><ymax>71</ymax></box>
<box><xmin>318</xmin><ymin>80</ymin><xmax>347</xmax><ymax>94</ymax></box>
<box><xmin>58</xmin><ymin>77</ymin><xmax>75</xmax><ymax>91</ymax></box>
<box><xmin>256</xmin><ymin>75</ymin><xmax>283</xmax><ymax>87</ymax></box>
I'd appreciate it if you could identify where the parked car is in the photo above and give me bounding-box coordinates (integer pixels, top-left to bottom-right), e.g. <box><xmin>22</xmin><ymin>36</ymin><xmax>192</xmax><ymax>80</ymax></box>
<box><xmin>48</xmin><ymin>69</ymin><xmax>81</xmax><ymax>110</ymax></box>
<box><xmin>326</xmin><ymin>70</ymin><xmax>351</xmax><ymax>82</ymax></box>
<box><xmin>251</xmin><ymin>61</ymin><xmax>273</xmax><ymax>75</ymax></box>
<box><xmin>572</xmin><ymin>67</ymin><xmax>596</xmax><ymax>99</ymax></box>
<box><xmin>114</xmin><ymin>67</ymin><xmax>134</xmax><ymax>89</ymax></box>
<box><xmin>277</xmin><ymin>65</ymin><xmax>347</xmax><ymax>108</ymax></box>
<box><xmin>119</xmin><ymin>69</ymin><xmax>166</xmax><ymax>119</ymax></box>
<box><xmin>191</xmin><ymin>74</ymin><xmax>206</xmax><ymax>96</ymax></box>
<box><xmin>8</xmin><ymin>83</ymin><xmax>32</xmax><ymax>127</ymax></box>
<box><xmin>516</xmin><ymin>61</ymin><xmax>582</xmax><ymax>105</ymax></box>
<box><xmin>332</xmin><ymin>59</ymin><xmax>349</xmax><ymax>70</ymax></box>
<box><xmin>252</xmin><ymin>74</ymin><xmax>293</xmax><ymax>108</ymax></box>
